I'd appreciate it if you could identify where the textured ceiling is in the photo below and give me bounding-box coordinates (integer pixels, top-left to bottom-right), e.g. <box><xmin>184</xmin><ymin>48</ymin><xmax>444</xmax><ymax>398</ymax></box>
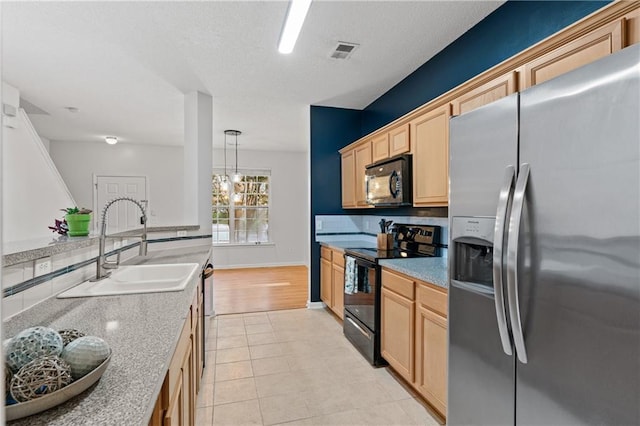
<box><xmin>2</xmin><ymin>1</ymin><xmax>504</xmax><ymax>151</ymax></box>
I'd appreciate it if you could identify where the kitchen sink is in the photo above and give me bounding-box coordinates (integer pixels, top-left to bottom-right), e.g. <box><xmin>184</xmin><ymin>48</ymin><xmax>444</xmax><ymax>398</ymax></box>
<box><xmin>57</xmin><ymin>263</ymin><xmax>200</xmax><ymax>298</ymax></box>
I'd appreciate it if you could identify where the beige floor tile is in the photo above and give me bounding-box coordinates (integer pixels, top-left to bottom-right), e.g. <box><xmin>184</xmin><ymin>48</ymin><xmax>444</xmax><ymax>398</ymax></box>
<box><xmin>397</xmin><ymin>398</ymin><xmax>443</xmax><ymax>426</ymax></box>
<box><xmin>309</xmin><ymin>408</ymin><xmax>367</xmax><ymax>425</ymax></box>
<box><xmin>292</xmin><ymin>367</ymin><xmax>334</xmax><ymax>389</ymax></box>
<box><xmin>255</xmin><ymin>371</ymin><xmax>307</xmax><ymax>398</ymax></box>
<box><xmin>213</xmin><ymin>399</ymin><xmax>263</xmax><ymax>425</ymax></box>
<box><xmin>246</xmin><ymin>323</ymin><xmax>274</xmax><ymax>335</ymax></box>
<box><xmin>197</xmin><ymin>384</ymin><xmax>215</xmax><ymax>407</ymax></box>
<box><xmin>374</xmin><ymin>368</ymin><xmax>417</xmax><ymax>401</ymax></box>
<box><xmin>213</xmin><ymin>377</ymin><xmax>258</xmax><ymax>406</ymax></box>
<box><xmin>195</xmin><ymin>405</ymin><xmax>214</xmax><ymax>426</ymax></box>
<box><xmin>252</xmin><ymin>356</ymin><xmax>290</xmax><ymax>377</ymax></box>
<box><xmin>301</xmin><ymin>384</ymin><xmax>359</xmax><ymax>416</ymax></box>
<box><xmin>356</xmin><ymin>400</ymin><xmax>417</xmax><ymax>425</ymax></box>
<box><xmin>217</xmin><ymin>318</ymin><xmax>245</xmax><ymax>328</ymax></box>
<box><xmin>217</xmin><ymin>325</ymin><xmax>246</xmax><ymax>337</ymax></box>
<box><xmin>285</xmin><ymin>355</ymin><xmax>321</xmax><ymax>372</ymax></box>
<box><xmin>216</xmin><ymin>346</ymin><xmax>251</xmax><ymax>364</ymax></box>
<box><xmin>247</xmin><ymin>332</ymin><xmax>278</xmax><ymax>346</ymax></box>
<box><xmin>249</xmin><ymin>343</ymin><xmax>286</xmax><ymax>360</ymax></box>
<box><xmin>216</xmin><ymin>360</ymin><xmax>254</xmax><ymax>382</ymax></box>
<box><xmin>243</xmin><ymin>313</ymin><xmax>270</xmax><ymax>325</ymax></box>
<box><xmin>258</xmin><ymin>391</ymin><xmax>312</xmax><ymax>426</ymax></box>
<box><xmin>216</xmin><ymin>334</ymin><xmax>249</xmax><ymax>350</ymax></box>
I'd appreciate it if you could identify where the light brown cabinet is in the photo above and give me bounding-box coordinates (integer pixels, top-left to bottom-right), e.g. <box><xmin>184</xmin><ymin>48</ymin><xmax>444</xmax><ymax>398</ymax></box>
<box><xmin>410</xmin><ymin>104</ymin><xmax>451</xmax><ymax>207</ymax></box>
<box><xmin>320</xmin><ymin>246</ymin><xmax>345</xmax><ymax>319</ymax></box>
<box><xmin>452</xmin><ymin>71</ymin><xmax>518</xmax><ymax>116</ymax></box>
<box><xmin>523</xmin><ymin>19</ymin><xmax>624</xmax><ymax>89</ymax></box>
<box><xmin>381</xmin><ymin>268</ymin><xmax>448</xmax><ymax>420</ymax></box>
<box><xmin>354</xmin><ymin>142</ymin><xmax>372</xmax><ymax>207</ymax></box>
<box><xmin>149</xmin><ymin>281</ymin><xmax>203</xmax><ymax>426</ymax></box>
<box><xmin>371</xmin><ymin>133</ymin><xmax>390</xmax><ymax>163</ymax></box>
<box><xmin>389</xmin><ymin>124</ymin><xmax>410</xmax><ymax>157</ymax></box>
<box><xmin>341</xmin><ymin>150</ymin><xmax>356</xmax><ymax>208</ymax></box>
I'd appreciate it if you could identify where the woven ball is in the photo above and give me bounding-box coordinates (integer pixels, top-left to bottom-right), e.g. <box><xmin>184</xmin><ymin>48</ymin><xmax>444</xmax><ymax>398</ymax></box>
<box><xmin>58</xmin><ymin>329</ymin><xmax>86</xmax><ymax>347</ymax></box>
<box><xmin>5</xmin><ymin>363</ymin><xmax>12</xmax><ymax>391</ymax></box>
<box><xmin>61</xmin><ymin>336</ymin><xmax>110</xmax><ymax>379</ymax></box>
<box><xmin>6</xmin><ymin>327</ymin><xmax>64</xmax><ymax>373</ymax></box>
<box><xmin>10</xmin><ymin>356</ymin><xmax>72</xmax><ymax>402</ymax></box>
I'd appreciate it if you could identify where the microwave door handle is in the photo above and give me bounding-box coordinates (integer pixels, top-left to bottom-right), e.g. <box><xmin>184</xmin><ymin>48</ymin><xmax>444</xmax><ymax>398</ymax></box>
<box><xmin>389</xmin><ymin>170</ymin><xmax>399</xmax><ymax>198</ymax></box>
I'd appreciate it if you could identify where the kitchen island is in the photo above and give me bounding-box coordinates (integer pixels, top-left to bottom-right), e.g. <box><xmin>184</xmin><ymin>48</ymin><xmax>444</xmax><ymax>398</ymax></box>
<box><xmin>4</xmin><ymin>244</ymin><xmax>211</xmax><ymax>426</ymax></box>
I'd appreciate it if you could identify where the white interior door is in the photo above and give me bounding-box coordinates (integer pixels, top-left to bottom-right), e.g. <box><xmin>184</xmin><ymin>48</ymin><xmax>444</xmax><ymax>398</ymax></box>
<box><xmin>94</xmin><ymin>176</ymin><xmax>147</xmax><ymax>232</ymax></box>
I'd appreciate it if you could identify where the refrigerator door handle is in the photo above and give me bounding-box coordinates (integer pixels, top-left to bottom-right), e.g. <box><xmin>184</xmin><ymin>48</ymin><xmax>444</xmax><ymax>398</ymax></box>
<box><xmin>507</xmin><ymin>163</ymin><xmax>530</xmax><ymax>364</ymax></box>
<box><xmin>493</xmin><ymin>165</ymin><xmax>515</xmax><ymax>356</ymax></box>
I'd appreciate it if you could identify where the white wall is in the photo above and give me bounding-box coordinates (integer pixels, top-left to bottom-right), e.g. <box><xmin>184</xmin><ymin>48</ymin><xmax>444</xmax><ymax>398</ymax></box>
<box><xmin>49</xmin><ymin>141</ymin><xmax>185</xmax><ymax>226</ymax></box>
<box><xmin>212</xmin><ymin>148</ymin><xmax>309</xmax><ymax>268</ymax></box>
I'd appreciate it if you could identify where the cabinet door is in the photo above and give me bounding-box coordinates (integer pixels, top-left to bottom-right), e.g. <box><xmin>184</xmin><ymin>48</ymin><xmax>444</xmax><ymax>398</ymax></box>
<box><xmin>164</xmin><ymin>369</ymin><xmax>184</xmax><ymax>426</ymax></box>
<box><xmin>320</xmin><ymin>258</ymin><xmax>332</xmax><ymax>307</ymax></box>
<box><xmin>415</xmin><ymin>305</ymin><xmax>448</xmax><ymax>417</ymax></box>
<box><xmin>381</xmin><ymin>287</ymin><xmax>415</xmax><ymax>383</ymax></box>
<box><xmin>411</xmin><ymin>104</ymin><xmax>451</xmax><ymax>206</ymax></box>
<box><xmin>354</xmin><ymin>142</ymin><xmax>372</xmax><ymax>207</ymax></box>
<box><xmin>332</xmin><ymin>264</ymin><xmax>344</xmax><ymax>320</ymax></box>
<box><xmin>452</xmin><ymin>71</ymin><xmax>517</xmax><ymax>116</ymax></box>
<box><xmin>341</xmin><ymin>150</ymin><xmax>356</xmax><ymax>208</ymax></box>
<box><xmin>523</xmin><ymin>19</ymin><xmax>624</xmax><ymax>89</ymax></box>
<box><xmin>389</xmin><ymin>124</ymin><xmax>410</xmax><ymax>157</ymax></box>
<box><xmin>371</xmin><ymin>133</ymin><xmax>389</xmax><ymax>162</ymax></box>
<box><xmin>626</xmin><ymin>8</ymin><xmax>640</xmax><ymax>46</ymax></box>
<box><xmin>181</xmin><ymin>335</ymin><xmax>194</xmax><ymax>426</ymax></box>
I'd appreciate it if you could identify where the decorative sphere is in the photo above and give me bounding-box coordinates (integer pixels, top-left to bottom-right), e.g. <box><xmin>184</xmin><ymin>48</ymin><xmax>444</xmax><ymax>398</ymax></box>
<box><xmin>61</xmin><ymin>336</ymin><xmax>110</xmax><ymax>379</ymax></box>
<box><xmin>10</xmin><ymin>356</ymin><xmax>72</xmax><ymax>402</ymax></box>
<box><xmin>5</xmin><ymin>327</ymin><xmax>64</xmax><ymax>373</ymax></box>
<box><xmin>58</xmin><ymin>329</ymin><xmax>86</xmax><ymax>347</ymax></box>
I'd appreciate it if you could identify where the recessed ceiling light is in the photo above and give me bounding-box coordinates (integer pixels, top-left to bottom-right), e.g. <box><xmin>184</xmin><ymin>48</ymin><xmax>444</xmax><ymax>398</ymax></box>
<box><xmin>105</xmin><ymin>136</ymin><xmax>118</xmax><ymax>145</ymax></box>
<box><xmin>64</xmin><ymin>106</ymin><xmax>79</xmax><ymax>113</ymax></box>
<box><xmin>278</xmin><ymin>0</ymin><xmax>312</xmax><ymax>54</ymax></box>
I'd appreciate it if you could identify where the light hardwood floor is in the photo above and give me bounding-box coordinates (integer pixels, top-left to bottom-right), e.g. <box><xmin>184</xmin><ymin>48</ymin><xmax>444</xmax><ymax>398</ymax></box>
<box><xmin>213</xmin><ymin>266</ymin><xmax>308</xmax><ymax>315</ymax></box>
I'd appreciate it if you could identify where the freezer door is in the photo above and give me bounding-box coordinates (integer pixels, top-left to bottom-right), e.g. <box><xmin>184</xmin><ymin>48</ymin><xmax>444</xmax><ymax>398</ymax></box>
<box><xmin>448</xmin><ymin>94</ymin><xmax>519</xmax><ymax>425</ymax></box>
<box><xmin>449</xmin><ymin>94</ymin><xmax>518</xmax><ymax>218</ymax></box>
<box><xmin>515</xmin><ymin>44</ymin><xmax>640</xmax><ymax>425</ymax></box>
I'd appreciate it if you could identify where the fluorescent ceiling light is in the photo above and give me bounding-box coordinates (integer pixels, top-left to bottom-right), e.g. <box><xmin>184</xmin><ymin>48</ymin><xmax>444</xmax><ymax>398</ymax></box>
<box><xmin>278</xmin><ymin>0</ymin><xmax>312</xmax><ymax>54</ymax></box>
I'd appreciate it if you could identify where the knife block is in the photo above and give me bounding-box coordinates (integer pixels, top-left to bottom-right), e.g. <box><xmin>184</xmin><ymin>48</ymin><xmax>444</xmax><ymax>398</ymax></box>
<box><xmin>377</xmin><ymin>233</ymin><xmax>394</xmax><ymax>251</ymax></box>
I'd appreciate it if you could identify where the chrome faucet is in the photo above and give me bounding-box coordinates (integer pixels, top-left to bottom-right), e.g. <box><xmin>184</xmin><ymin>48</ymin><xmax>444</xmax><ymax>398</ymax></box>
<box><xmin>92</xmin><ymin>197</ymin><xmax>148</xmax><ymax>281</ymax></box>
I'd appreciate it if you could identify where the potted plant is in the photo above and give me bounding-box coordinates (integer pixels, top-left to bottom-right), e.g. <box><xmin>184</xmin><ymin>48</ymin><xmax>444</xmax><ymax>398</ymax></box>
<box><xmin>62</xmin><ymin>207</ymin><xmax>92</xmax><ymax>236</ymax></box>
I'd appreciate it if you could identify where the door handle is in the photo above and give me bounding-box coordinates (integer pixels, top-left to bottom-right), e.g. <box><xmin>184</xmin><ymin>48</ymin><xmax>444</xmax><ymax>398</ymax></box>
<box><xmin>507</xmin><ymin>163</ymin><xmax>530</xmax><ymax>364</ymax></box>
<box><xmin>493</xmin><ymin>165</ymin><xmax>515</xmax><ymax>356</ymax></box>
<box><xmin>389</xmin><ymin>170</ymin><xmax>399</xmax><ymax>198</ymax></box>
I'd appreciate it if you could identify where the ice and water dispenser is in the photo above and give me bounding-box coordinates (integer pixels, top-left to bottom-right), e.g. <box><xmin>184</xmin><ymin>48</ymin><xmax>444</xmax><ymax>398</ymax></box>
<box><xmin>451</xmin><ymin>217</ymin><xmax>496</xmax><ymax>288</ymax></box>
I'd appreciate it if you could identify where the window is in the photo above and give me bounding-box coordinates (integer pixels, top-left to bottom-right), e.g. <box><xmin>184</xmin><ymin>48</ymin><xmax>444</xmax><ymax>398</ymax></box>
<box><xmin>212</xmin><ymin>170</ymin><xmax>270</xmax><ymax>244</ymax></box>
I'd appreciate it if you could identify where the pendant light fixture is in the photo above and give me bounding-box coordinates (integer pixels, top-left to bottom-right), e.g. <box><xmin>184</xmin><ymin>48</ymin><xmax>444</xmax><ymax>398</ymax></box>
<box><xmin>228</xmin><ymin>130</ymin><xmax>242</xmax><ymax>183</ymax></box>
<box><xmin>220</xmin><ymin>131</ymin><xmax>232</xmax><ymax>193</ymax></box>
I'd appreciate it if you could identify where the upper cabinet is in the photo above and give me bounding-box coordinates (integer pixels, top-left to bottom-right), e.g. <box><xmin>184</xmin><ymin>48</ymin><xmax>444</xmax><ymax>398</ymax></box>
<box><xmin>522</xmin><ymin>19</ymin><xmax>624</xmax><ymax>89</ymax></box>
<box><xmin>411</xmin><ymin>104</ymin><xmax>451</xmax><ymax>207</ymax></box>
<box><xmin>452</xmin><ymin>71</ymin><xmax>518</xmax><ymax>116</ymax></box>
<box><xmin>371</xmin><ymin>133</ymin><xmax>390</xmax><ymax>163</ymax></box>
<box><xmin>341</xmin><ymin>150</ymin><xmax>356</xmax><ymax>208</ymax></box>
<box><xmin>389</xmin><ymin>124</ymin><xmax>410</xmax><ymax>157</ymax></box>
<box><xmin>354</xmin><ymin>142</ymin><xmax>372</xmax><ymax>207</ymax></box>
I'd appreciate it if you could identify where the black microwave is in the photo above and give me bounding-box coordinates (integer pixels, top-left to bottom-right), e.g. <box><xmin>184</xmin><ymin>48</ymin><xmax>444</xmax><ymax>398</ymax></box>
<box><xmin>365</xmin><ymin>154</ymin><xmax>412</xmax><ymax>207</ymax></box>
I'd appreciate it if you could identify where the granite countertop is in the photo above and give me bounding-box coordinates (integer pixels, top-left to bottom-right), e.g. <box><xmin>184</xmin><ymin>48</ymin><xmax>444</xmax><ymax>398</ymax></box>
<box><xmin>319</xmin><ymin>240</ymin><xmax>377</xmax><ymax>252</ymax></box>
<box><xmin>3</xmin><ymin>225</ymin><xmax>201</xmax><ymax>267</ymax></box>
<box><xmin>4</xmin><ymin>244</ymin><xmax>212</xmax><ymax>426</ymax></box>
<box><xmin>378</xmin><ymin>257</ymin><xmax>449</xmax><ymax>288</ymax></box>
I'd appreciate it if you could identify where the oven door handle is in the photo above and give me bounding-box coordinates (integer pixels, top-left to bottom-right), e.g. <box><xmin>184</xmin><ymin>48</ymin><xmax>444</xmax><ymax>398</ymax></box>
<box><xmin>346</xmin><ymin>317</ymin><xmax>371</xmax><ymax>340</ymax></box>
<box><xmin>353</xmin><ymin>257</ymin><xmax>375</xmax><ymax>269</ymax></box>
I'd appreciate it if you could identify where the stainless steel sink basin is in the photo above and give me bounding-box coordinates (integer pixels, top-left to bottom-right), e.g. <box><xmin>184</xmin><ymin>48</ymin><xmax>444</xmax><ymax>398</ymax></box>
<box><xmin>57</xmin><ymin>263</ymin><xmax>199</xmax><ymax>298</ymax></box>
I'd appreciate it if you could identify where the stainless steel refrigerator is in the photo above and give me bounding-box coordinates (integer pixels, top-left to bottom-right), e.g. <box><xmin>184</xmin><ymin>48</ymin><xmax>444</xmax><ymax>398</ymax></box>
<box><xmin>447</xmin><ymin>43</ymin><xmax>640</xmax><ymax>425</ymax></box>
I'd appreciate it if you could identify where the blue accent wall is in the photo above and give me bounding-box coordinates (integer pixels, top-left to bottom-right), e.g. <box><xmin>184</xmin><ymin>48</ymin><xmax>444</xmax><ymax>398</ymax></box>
<box><xmin>361</xmin><ymin>0</ymin><xmax>611</xmax><ymax>134</ymax></box>
<box><xmin>309</xmin><ymin>0</ymin><xmax>611</xmax><ymax>303</ymax></box>
<box><xmin>310</xmin><ymin>106</ymin><xmax>362</xmax><ymax>301</ymax></box>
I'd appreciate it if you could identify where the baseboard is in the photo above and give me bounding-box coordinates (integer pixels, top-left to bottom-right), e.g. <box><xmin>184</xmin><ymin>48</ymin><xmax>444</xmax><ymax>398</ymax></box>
<box><xmin>307</xmin><ymin>301</ymin><xmax>325</xmax><ymax>309</ymax></box>
<box><xmin>213</xmin><ymin>262</ymin><xmax>308</xmax><ymax>270</ymax></box>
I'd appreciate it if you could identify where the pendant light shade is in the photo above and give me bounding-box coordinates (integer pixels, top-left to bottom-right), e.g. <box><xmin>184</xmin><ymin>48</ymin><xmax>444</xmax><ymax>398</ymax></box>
<box><xmin>220</xmin><ymin>131</ymin><xmax>231</xmax><ymax>193</ymax></box>
<box><xmin>225</xmin><ymin>130</ymin><xmax>242</xmax><ymax>183</ymax></box>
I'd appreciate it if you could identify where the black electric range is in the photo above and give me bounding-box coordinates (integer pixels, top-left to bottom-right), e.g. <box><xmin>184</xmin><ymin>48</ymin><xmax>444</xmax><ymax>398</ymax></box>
<box><xmin>342</xmin><ymin>224</ymin><xmax>442</xmax><ymax>366</ymax></box>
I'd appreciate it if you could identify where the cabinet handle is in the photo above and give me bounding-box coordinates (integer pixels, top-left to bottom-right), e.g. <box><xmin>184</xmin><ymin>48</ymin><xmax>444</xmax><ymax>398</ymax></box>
<box><xmin>346</xmin><ymin>317</ymin><xmax>371</xmax><ymax>340</ymax></box>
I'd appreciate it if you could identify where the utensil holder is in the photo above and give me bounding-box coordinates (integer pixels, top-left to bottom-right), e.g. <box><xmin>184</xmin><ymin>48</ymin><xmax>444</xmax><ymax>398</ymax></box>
<box><xmin>377</xmin><ymin>234</ymin><xmax>393</xmax><ymax>251</ymax></box>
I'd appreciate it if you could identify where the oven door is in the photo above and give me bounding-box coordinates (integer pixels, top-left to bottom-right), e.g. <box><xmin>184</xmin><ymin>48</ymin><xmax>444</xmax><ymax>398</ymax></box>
<box><xmin>343</xmin><ymin>255</ymin><xmax>377</xmax><ymax>331</ymax></box>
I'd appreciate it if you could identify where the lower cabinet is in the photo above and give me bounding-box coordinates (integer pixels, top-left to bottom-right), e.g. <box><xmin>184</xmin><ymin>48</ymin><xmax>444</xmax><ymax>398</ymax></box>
<box><xmin>381</xmin><ymin>268</ymin><xmax>448</xmax><ymax>420</ymax></box>
<box><xmin>320</xmin><ymin>246</ymin><xmax>345</xmax><ymax>319</ymax></box>
<box><xmin>149</xmin><ymin>281</ymin><xmax>203</xmax><ymax>426</ymax></box>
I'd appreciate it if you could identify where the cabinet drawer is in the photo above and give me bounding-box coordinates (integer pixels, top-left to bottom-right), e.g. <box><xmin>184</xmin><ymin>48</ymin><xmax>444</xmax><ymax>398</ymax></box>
<box><xmin>332</xmin><ymin>250</ymin><xmax>345</xmax><ymax>268</ymax></box>
<box><xmin>381</xmin><ymin>269</ymin><xmax>415</xmax><ymax>300</ymax></box>
<box><xmin>417</xmin><ymin>282</ymin><xmax>447</xmax><ymax>318</ymax></box>
<box><xmin>321</xmin><ymin>246</ymin><xmax>332</xmax><ymax>261</ymax></box>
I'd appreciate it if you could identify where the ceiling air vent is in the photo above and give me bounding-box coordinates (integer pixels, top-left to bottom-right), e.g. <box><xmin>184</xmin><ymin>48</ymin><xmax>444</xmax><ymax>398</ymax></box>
<box><xmin>330</xmin><ymin>42</ymin><xmax>359</xmax><ymax>60</ymax></box>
